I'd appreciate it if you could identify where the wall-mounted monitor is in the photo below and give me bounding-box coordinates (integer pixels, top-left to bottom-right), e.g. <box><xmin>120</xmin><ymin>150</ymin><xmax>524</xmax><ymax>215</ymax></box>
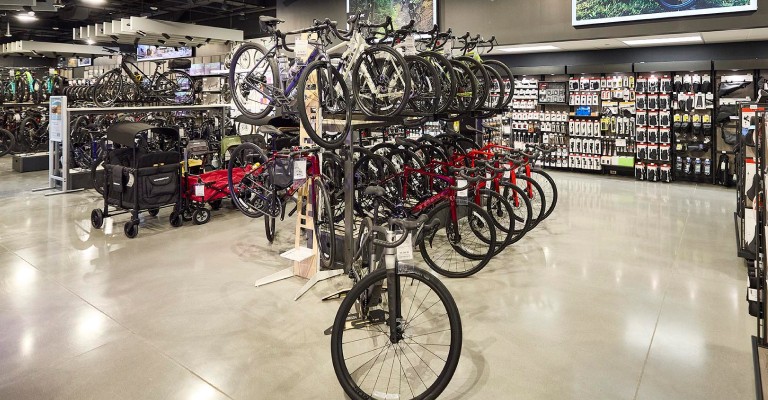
<box><xmin>77</xmin><ymin>57</ymin><xmax>92</xmax><ymax>67</ymax></box>
<box><xmin>136</xmin><ymin>45</ymin><xmax>193</xmax><ymax>61</ymax></box>
<box><xmin>573</xmin><ymin>0</ymin><xmax>756</xmax><ymax>26</ymax></box>
<box><xmin>347</xmin><ymin>0</ymin><xmax>437</xmax><ymax>32</ymax></box>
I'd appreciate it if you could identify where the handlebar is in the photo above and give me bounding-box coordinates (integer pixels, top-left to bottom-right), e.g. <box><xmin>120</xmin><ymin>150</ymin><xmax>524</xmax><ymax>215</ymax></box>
<box><xmin>372</xmin><ymin>214</ymin><xmax>440</xmax><ymax>248</ymax></box>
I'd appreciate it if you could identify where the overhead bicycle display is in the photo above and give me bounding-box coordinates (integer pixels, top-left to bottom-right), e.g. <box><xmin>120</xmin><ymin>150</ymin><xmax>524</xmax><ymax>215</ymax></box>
<box><xmin>223</xmin><ymin>13</ymin><xmax>557</xmax><ymax>400</ymax></box>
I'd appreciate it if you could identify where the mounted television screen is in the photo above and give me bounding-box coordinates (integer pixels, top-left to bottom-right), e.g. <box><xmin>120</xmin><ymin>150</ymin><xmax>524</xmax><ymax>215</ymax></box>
<box><xmin>77</xmin><ymin>57</ymin><xmax>92</xmax><ymax>67</ymax></box>
<box><xmin>347</xmin><ymin>0</ymin><xmax>437</xmax><ymax>32</ymax></box>
<box><xmin>573</xmin><ymin>0</ymin><xmax>757</xmax><ymax>26</ymax></box>
<box><xmin>136</xmin><ymin>45</ymin><xmax>193</xmax><ymax>61</ymax></box>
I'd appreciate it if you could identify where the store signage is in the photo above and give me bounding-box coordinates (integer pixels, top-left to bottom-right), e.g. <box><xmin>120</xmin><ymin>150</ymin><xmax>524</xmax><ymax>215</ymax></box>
<box><xmin>573</xmin><ymin>0</ymin><xmax>757</xmax><ymax>26</ymax></box>
<box><xmin>538</xmin><ymin>81</ymin><xmax>568</xmax><ymax>104</ymax></box>
<box><xmin>347</xmin><ymin>0</ymin><xmax>437</xmax><ymax>31</ymax></box>
<box><xmin>49</xmin><ymin>96</ymin><xmax>65</xmax><ymax>143</ymax></box>
<box><xmin>136</xmin><ymin>45</ymin><xmax>193</xmax><ymax>61</ymax></box>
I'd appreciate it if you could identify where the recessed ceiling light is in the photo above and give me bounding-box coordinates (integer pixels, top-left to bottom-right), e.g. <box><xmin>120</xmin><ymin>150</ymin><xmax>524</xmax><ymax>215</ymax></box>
<box><xmin>499</xmin><ymin>45</ymin><xmax>560</xmax><ymax>53</ymax></box>
<box><xmin>82</xmin><ymin>0</ymin><xmax>107</xmax><ymax>5</ymax></box>
<box><xmin>150</xmin><ymin>6</ymin><xmax>158</xmax><ymax>10</ymax></box>
<box><xmin>86</xmin><ymin>39</ymin><xmax>95</xmax><ymax>45</ymax></box>
<box><xmin>15</xmin><ymin>14</ymin><xmax>37</xmax><ymax>22</ymax></box>
<box><xmin>622</xmin><ymin>36</ymin><xmax>702</xmax><ymax>46</ymax></box>
<box><xmin>52</xmin><ymin>26</ymin><xmax>60</xmax><ymax>30</ymax></box>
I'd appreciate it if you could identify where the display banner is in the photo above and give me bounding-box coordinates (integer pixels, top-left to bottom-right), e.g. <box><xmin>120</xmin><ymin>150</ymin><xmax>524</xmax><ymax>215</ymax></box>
<box><xmin>347</xmin><ymin>0</ymin><xmax>437</xmax><ymax>31</ymax></box>
<box><xmin>573</xmin><ymin>0</ymin><xmax>757</xmax><ymax>26</ymax></box>
<box><xmin>49</xmin><ymin>96</ymin><xmax>65</xmax><ymax>143</ymax></box>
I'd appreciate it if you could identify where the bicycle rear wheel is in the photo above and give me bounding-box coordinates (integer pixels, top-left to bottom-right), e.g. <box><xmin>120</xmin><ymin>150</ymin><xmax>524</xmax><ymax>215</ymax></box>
<box><xmin>312</xmin><ymin>177</ymin><xmax>337</xmax><ymax>270</ymax></box>
<box><xmin>296</xmin><ymin>60</ymin><xmax>351</xmax><ymax>149</ymax></box>
<box><xmin>331</xmin><ymin>267</ymin><xmax>462</xmax><ymax>400</ymax></box>
<box><xmin>419</xmin><ymin>201</ymin><xmax>496</xmax><ymax>278</ymax></box>
<box><xmin>479</xmin><ymin>188</ymin><xmax>514</xmax><ymax>255</ymax></box>
<box><xmin>500</xmin><ymin>181</ymin><xmax>533</xmax><ymax>243</ymax></box>
<box><xmin>93</xmin><ymin>70</ymin><xmax>123</xmax><ymax>107</ymax></box>
<box><xmin>352</xmin><ymin>45</ymin><xmax>412</xmax><ymax>118</ymax></box>
<box><xmin>227</xmin><ymin>142</ymin><xmax>270</xmax><ymax>218</ymax></box>
<box><xmin>528</xmin><ymin>169</ymin><xmax>558</xmax><ymax>219</ymax></box>
<box><xmin>515</xmin><ymin>176</ymin><xmax>546</xmax><ymax>229</ymax></box>
<box><xmin>229</xmin><ymin>42</ymin><xmax>279</xmax><ymax>120</ymax></box>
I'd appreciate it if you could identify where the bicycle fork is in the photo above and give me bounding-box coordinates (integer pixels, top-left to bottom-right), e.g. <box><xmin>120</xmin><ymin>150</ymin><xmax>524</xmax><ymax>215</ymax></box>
<box><xmin>384</xmin><ymin>230</ymin><xmax>403</xmax><ymax>344</ymax></box>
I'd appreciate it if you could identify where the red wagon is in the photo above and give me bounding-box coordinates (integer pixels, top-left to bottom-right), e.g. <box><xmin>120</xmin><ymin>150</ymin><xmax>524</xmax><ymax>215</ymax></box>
<box><xmin>182</xmin><ymin>168</ymin><xmax>245</xmax><ymax>224</ymax></box>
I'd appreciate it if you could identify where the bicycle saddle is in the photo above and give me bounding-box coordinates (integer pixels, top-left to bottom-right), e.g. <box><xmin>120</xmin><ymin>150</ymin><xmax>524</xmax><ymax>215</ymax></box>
<box><xmin>364</xmin><ymin>185</ymin><xmax>386</xmax><ymax>198</ymax></box>
<box><xmin>259</xmin><ymin>16</ymin><xmax>284</xmax><ymax>26</ymax></box>
<box><xmin>257</xmin><ymin>125</ymin><xmax>282</xmax><ymax>136</ymax></box>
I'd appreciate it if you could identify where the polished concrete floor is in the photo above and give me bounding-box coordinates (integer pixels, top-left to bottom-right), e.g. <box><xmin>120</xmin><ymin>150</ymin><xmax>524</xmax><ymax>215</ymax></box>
<box><xmin>0</xmin><ymin>157</ymin><xmax>754</xmax><ymax>400</ymax></box>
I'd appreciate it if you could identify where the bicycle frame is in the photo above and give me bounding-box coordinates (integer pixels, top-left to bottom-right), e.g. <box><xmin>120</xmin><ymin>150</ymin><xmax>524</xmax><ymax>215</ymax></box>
<box><xmin>242</xmin><ymin>42</ymin><xmax>321</xmax><ymax>104</ymax></box>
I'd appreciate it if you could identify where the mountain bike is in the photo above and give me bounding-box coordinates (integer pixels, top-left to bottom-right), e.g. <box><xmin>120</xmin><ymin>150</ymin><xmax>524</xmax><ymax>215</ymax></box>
<box><xmin>93</xmin><ymin>49</ymin><xmax>194</xmax><ymax>107</ymax></box>
<box><xmin>657</xmin><ymin>0</ymin><xmax>697</xmax><ymax>10</ymax></box>
<box><xmin>330</xmin><ymin>208</ymin><xmax>461</xmax><ymax>400</ymax></box>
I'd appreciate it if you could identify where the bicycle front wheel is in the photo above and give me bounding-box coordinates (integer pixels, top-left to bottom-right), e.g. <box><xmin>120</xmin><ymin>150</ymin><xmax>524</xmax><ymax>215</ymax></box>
<box><xmin>352</xmin><ymin>45</ymin><xmax>412</xmax><ymax>118</ymax></box>
<box><xmin>93</xmin><ymin>70</ymin><xmax>123</xmax><ymax>107</ymax></box>
<box><xmin>0</xmin><ymin>128</ymin><xmax>14</xmax><ymax>157</ymax></box>
<box><xmin>528</xmin><ymin>168</ymin><xmax>558</xmax><ymax>220</ymax></box>
<box><xmin>312</xmin><ymin>177</ymin><xmax>337</xmax><ymax>270</ymax></box>
<box><xmin>331</xmin><ymin>267</ymin><xmax>462</xmax><ymax>400</ymax></box>
<box><xmin>228</xmin><ymin>42</ymin><xmax>279</xmax><ymax>120</ymax></box>
<box><xmin>296</xmin><ymin>60</ymin><xmax>351</xmax><ymax>149</ymax></box>
<box><xmin>227</xmin><ymin>142</ymin><xmax>270</xmax><ymax>218</ymax></box>
<box><xmin>419</xmin><ymin>201</ymin><xmax>496</xmax><ymax>278</ymax></box>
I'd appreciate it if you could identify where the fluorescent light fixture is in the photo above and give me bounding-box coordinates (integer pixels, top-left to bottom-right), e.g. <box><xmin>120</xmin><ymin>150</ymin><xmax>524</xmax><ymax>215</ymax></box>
<box><xmin>622</xmin><ymin>36</ymin><xmax>702</xmax><ymax>46</ymax></box>
<box><xmin>82</xmin><ymin>0</ymin><xmax>107</xmax><ymax>4</ymax></box>
<box><xmin>500</xmin><ymin>45</ymin><xmax>560</xmax><ymax>53</ymax></box>
<box><xmin>15</xmin><ymin>14</ymin><xmax>37</xmax><ymax>22</ymax></box>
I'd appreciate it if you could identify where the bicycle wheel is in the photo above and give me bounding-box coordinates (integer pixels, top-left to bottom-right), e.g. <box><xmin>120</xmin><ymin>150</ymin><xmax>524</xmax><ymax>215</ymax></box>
<box><xmin>264</xmin><ymin>203</ymin><xmax>277</xmax><ymax>242</ymax></box>
<box><xmin>478</xmin><ymin>188</ymin><xmax>514</xmax><ymax>255</ymax></box>
<box><xmin>403</xmin><ymin>55</ymin><xmax>440</xmax><ymax>126</ymax></box>
<box><xmin>93</xmin><ymin>70</ymin><xmax>123</xmax><ymax>107</ymax></box>
<box><xmin>352</xmin><ymin>45</ymin><xmax>412</xmax><ymax>118</ymax></box>
<box><xmin>18</xmin><ymin>117</ymin><xmax>40</xmax><ymax>153</ymax></box>
<box><xmin>483</xmin><ymin>59</ymin><xmax>514</xmax><ymax>109</ymax></box>
<box><xmin>447</xmin><ymin>60</ymin><xmax>477</xmax><ymax>114</ymax></box>
<box><xmin>228</xmin><ymin>42</ymin><xmax>279</xmax><ymax>120</ymax></box>
<box><xmin>515</xmin><ymin>175</ymin><xmax>546</xmax><ymax>229</ymax></box>
<box><xmin>419</xmin><ymin>201</ymin><xmax>496</xmax><ymax>278</ymax></box>
<box><xmin>475</xmin><ymin>65</ymin><xmax>504</xmax><ymax>118</ymax></box>
<box><xmin>331</xmin><ymin>267</ymin><xmax>462</xmax><ymax>400</ymax></box>
<box><xmin>296</xmin><ymin>60</ymin><xmax>351</xmax><ymax>149</ymax></box>
<box><xmin>156</xmin><ymin>70</ymin><xmax>194</xmax><ymax>105</ymax></box>
<box><xmin>420</xmin><ymin>51</ymin><xmax>457</xmax><ymax>114</ymax></box>
<box><xmin>499</xmin><ymin>181</ymin><xmax>533</xmax><ymax>244</ymax></box>
<box><xmin>227</xmin><ymin>142</ymin><xmax>269</xmax><ymax>218</ymax></box>
<box><xmin>70</xmin><ymin>125</ymin><xmax>94</xmax><ymax>170</ymax></box>
<box><xmin>0</xmin><ymin>128</ymin><xmax>14</xmax><ymax>157</ymax></box>
<box><xmin>527</xmin><ymin>168</ymin><xmax>558</xmax><ymax>220</ymax></box>
<box><xmin>456</xmin><ymin>56</ymin><xmax>489</xmax><ymax>111</ymax></box>
<box><xmin>312</xmin><ymin>177</ymin><xmax>337</xmax><ymax>270</ymax></box>
<box><xmin>657</xmin><ymin>0</ymin><xmax>696</xmax><ymax>10</ymax></box>
<box><xmin>353</xmin><ymin>154</ymin><xmax>403</xmax><ymax>222</ymax></box>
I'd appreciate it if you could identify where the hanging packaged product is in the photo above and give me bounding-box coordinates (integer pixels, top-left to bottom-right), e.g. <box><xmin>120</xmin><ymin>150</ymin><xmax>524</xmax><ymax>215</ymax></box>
<box><xmin>636</xmin><ymin>77</ymin><xmax>647</xmax><ymax>93</ymax></box>
<box><xmin>704</xmin><ymin>158</ymin><xmax>712</xmax><ymax>176</ymax></box>
<box><xmin>660</xmin><ymin>110</ymin><xmax>671</xmax><ymax>127</ymax></box>
<box><xmin>648</xmin><ymin>110</ymin><xmax>659</xmax><ymax>127</ymax></box>
<box><xmin>569</xmin><ymin>78</ymin><xmax>579</xmax><ymax>91</ymax></box>
<box><xmin>635</xmin><ymin>162</ymin><xmax>646</xmax><ymax>180</ymax></box>
<box><xmin>648</xmin><ymin>127</ymin><xmax>658</xmax><ymax>143</ymax></box>
<box><xmin>647</xmin><ymin>163</ymin><xmax>659</xmax><ymax>182</ymax></box>
<box><xmin>702</xmin><ymin>74</ymin><xmax>712</xmax><ymax>93</ymax></box>
<box><xmin>648</xmin><ymin>143</ymin><xmax>659</xmax><ymax>160</ymax></box>
<box><xmin>692</xmin><ymin>74</ymin><xmax>702</xmax><ymax>93</ymax></box>
<box><xmin>675</xmin><ymin>156</ymin><xmax>683</xmax><ymax>173</ymax></box>
<box><xmin>661</xmin><ymin>76</ymin><xmax>672</xmax><ymax>93</ymax></box>
<box><xmin>660</xmin><ymin>127</ymin><xmax>671</xmax><ymax>144</ymax></box>
<box><xmin>659</xmin><ymin>93</ymin><xmax>670</xmax><ymax>110</ymax></box>
<box><xmin>660</xmin><ymin>144</ymin><xmax>671</xmax><ymax>162</ymax></box>
<box><xmin>694</xmin><ymin>158</ymin><xmax>702</xmax><ymax>175</ymax></box>
<box><xmin>648</xmin><ymin>94</ymin><xmax>658</xmax><ymax>110</ymax></box>
<box><xmin>637</xmin><ymin>143</ymin><xmax>648</xmax><ymax>160</ymax></box>
<box><xmin>636</xmin><ymin>93</ymin><xmax>647</xmax><ymax>110</ymax></box>
<box><xmin>683</xmin><ymin>74</ymin><xmax>693</xmax><ymax>93</ymax></box>
<box><xmin>636</xmin><ymin>126</ymin><xmax>647</xmax><ymax>142</ymax></box>
<box><xmin>637</xmin><ymin>111</ymin><xmax>648</xmax><ymax>126</ymax></box>
<box><xmin>648</xmin><ymin>75</ymin><xmax>659</xmax><ymax>93</ymax></box>
<box><xmin>685</xmin><ymin>157</ymin><xmax>693</xmax><ymax>175</ymax></box>
<box><xmin>590</xmin><ymin>78</ymin><xmax>600</xmax><ymax>91</ymax></box>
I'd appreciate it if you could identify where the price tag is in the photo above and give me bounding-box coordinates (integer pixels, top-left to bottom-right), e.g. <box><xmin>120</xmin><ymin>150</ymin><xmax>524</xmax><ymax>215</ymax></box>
<box><xmin>748</xmin><ymin>288</ymin><xmax>758</xmax><ymax>302</ymax></box>
<box><xmin>195</xmin><ymin>183</ymin><xmax>205</xmax><ymax>197</ymax></box>
<box><xmin>403</xmin><ymin>35</ymin><xmax>417</xmax><ymax>56</ymax></box>
<box><xmin>457</xmin><ymin>179</ymin><xmax>468</xmax><ymax>197</ymax></box>
<box><xmin>396</xmin><ymin>233</ymin><xmax>413</xmax><ymax>261</ymax></box>
<box><xmin>503</xmin><ymin>170</ymin><xmax>510</xmax><ymax>179</ymax></box>
<box><xmin>294</xmin><ymin>39</ymin><xmax>310</xmax><ymax>64</ymax></box>
<box><xmin>293</xmin><ymin>159</ymin><xmax>307</xmax><ymax>180</ymax></box>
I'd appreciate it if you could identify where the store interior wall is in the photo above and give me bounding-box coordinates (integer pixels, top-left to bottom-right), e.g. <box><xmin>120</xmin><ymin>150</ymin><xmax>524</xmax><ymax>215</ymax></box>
<box><xmin>277</xmin><ymin>0</ymin><xmax>768</xmax><ymax>46</ymax></box>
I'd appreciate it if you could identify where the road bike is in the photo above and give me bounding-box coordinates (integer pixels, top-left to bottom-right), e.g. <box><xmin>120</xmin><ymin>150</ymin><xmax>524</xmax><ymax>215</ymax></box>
<box><xmin>93</xmin><ymin>49</ymin><xmax>194</xmax><ymax>107</ymax></box>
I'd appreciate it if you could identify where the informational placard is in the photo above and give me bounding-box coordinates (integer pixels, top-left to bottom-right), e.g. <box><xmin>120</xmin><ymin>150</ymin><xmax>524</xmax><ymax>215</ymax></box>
<box><xmin>573</xmin><ymin>0</ymin><xmax>756</xmax><ymax>26</ymax></box>
<box><xmin>538</xmin><ymin>81</ymin><xmax>568</xmax><ymax>104</ymax></box>
<box><xmin>48</xmin><ymin>96</ymin><xmax>65</xmax><ymax>143</ymax></box>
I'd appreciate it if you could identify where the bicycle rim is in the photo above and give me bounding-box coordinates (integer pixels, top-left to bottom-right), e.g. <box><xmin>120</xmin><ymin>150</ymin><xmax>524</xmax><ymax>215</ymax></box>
<box><xmin>297</xmin><ymin>60</ymin><xmax>351</xmax><ymax>149</ymax></box>
<box><xmin>331</xmin><ymin>268</ymin><xmax>462</xmax><ymax>400</ymax></box>
<box><xmin>313</xmin><ymin>177</ymin><xmax>337</xmax><ymax>269</ymax></box>
<box><xmin>353</xmin><ymin>46</ymin><xmax>412</xmax><ymax>118</ymax></box>
<box><xmin>516</xmin><ymin>176</ymin><xmax>546</xmax><ymax>228</ymax></box>
<box><xmin>229</xmin><ymin>43</ymin><xmax>277</xmax><ymax>120</ymax></box>
<box><xmin>227</xmin><ymin>143</ymin><xmax>269</xmax><ymax>218</ymax></box>
<box><xmin>528</xmin><ymin>169</ymin><xmax>558</xmax><ymax>219</ymax></box>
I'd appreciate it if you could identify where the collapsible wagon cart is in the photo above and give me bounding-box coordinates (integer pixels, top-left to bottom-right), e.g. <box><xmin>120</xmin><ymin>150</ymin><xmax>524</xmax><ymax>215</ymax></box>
<box><xmin>90</xmin><ymin>122</ymin><xmax>184</xmax><ymax>238</ymax></box>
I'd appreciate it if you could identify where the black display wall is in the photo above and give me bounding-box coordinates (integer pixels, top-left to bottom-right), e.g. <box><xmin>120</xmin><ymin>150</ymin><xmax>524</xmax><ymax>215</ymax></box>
<box><xmin>276</xmin><ymin>0</ymin><xmax>768</xmax><ymax>46</ymax></box>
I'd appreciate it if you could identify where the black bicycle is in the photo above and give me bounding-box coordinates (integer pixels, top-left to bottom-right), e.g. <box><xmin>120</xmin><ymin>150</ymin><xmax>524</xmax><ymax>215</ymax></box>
<box><xmin>657</xmin><ymin>0</ymin><xmax>697</xmax><ymax>10</ymax></box>
<box><xmin>93</xmin><ymin>49</ymin><xmax>194</xmax><ymax>107</ymax></box>
<box><xmin>331</xmin><ymin>192</ymin><xmax>462</xmax><ymax>400</ymax></box>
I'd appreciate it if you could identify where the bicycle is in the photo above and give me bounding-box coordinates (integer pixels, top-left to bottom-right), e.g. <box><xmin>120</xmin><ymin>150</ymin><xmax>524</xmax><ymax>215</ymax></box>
<box><xmin>330</xmin><ymin>207</ymin><xmax>462</xmax><ymax>400</ymax></box>
<box><xmin>93</xmin><ymin>49</ymin><xmax>194</xmax><ymax>107</ymax></box>
<box><xmin>227</xmin><ymin>127</ymin><xmax>337</xmax><ymax>269</ymax></box>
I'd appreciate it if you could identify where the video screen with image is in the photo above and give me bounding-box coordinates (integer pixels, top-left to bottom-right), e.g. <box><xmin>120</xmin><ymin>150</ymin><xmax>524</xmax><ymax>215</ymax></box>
<box><xmin>136</xmin><ymin>45</ymin><xmax>193</xmax><ymax>61</ymax></box>
<box><xmin>347</xmin><ymin>0</ymin><xmax>437</xmax><ymax>32</ymax></box>
<box><xmin>573</xmin><ymin>0</ymin><xmax>756</xmax><ymax>26</ymax></box>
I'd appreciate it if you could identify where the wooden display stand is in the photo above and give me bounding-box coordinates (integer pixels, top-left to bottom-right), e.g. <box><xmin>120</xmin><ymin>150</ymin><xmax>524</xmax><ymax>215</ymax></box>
<box><xmin>254</xmin><ymin>47</ymin><xmax>343</xmax><ymax>299</ymax></box>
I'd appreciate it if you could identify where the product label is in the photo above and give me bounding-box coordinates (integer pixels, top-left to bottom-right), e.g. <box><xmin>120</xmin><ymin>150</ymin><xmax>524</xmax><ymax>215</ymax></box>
<box><xmin>396</xmin><ymin>233</ymin><xmax>413</xmax><ymax>261</ymax></box>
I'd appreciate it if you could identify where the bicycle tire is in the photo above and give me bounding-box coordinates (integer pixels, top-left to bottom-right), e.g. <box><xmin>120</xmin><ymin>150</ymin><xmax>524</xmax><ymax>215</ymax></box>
<box><xmin>499</xmin><ymin>181</ymin><xmax>533</xmax><ymax>243</ymax></box>
<box><xmin>456</xmin><ymin>56</ymin><xmax>489</xmax><ymax>111</ymax></box>
<box><xmin>527</xmin><ymin>168</ymin><xmax>558</xmax><ymax>220</ymax></box>
<box><xmin>296</xmin><ymin>60</ymin><xmax>352</xmax><ymax>149</ymax></box>
<box><xmin>447</xmin><ymin>60</ymin><xmax>477</xmax><ymax>114</ymax></box>
<box><xmin>352</xmin><ymin>45</ymin><xmax>412</xmax><ymax>118</ymax></box>
<box><xmin>157</xmin><ymin>70</ymin><xmax>194</xmax><ymax>105</ymax></box>
<box><xmin>403</xmin><ymin>54</ymin><xmax>440</xmax><ymax>126</ymax></box>
<box><xmin>264</xmin><ymin>209</ymin><xmax>276</xmax><ymax>242</ymax></box>
<box><xmin>93</xmin><ymin>70</ymin><xmax>124</xmax><ymax>108</ymax></box>
<box><xmin>475</xmin><ymin>65</ymin><xmax>505</xmax><ymax>118</ymax></box>
<box><xmin>312</xmin><ymin>177</ymin><xmax>337</xmax><ymax>270</ymax></box>
<box><xmin>0</xmin><ymin>127</ymin><xmax>14</xmax><ymax>157</ymax></box>
<box><xmin>420</xmin><ymin>51</ymin><xmax>457</xmax><ymax>114</ymax></box>
<box><xmin>515</xmin><ymin>175</ymin><xmax>546</xmax><ymax>229</ymax></box>
<box><xmin>483</xmin><ymin>59</ymin><xmax>514</xmax><ymax>109</ymax></box>
<box><xmin>227</xmin><ymin>142</ymin><xmax>269</xmax><ymax>218</ymax></box>
<box><xmin>228</xmin><ymin>42</ymin><xmax>279</xmax><ymax>120</ymax></box>
<box><xmin>331</xmin><ymin>267</ymin><xmax>462</xmax><ymax>400</ymax></box>
<box><xmin>479</xmin><ymin>188</ymin><xmax>514</xmax><ymax>255</ymax></box>
<box><xmin>419</xmin><ymin>201</ymin><xmax>496</xmax><ymax>278</ymax></box>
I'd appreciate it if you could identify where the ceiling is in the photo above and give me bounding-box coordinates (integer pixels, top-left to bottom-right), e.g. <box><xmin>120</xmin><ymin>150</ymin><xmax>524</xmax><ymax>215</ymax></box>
<box><xmin>0</xmin><ymin>0</ymin><xmax>276</xmax><ymax>44</ymax></box>
<box><xmin>489</xmin><ymin>28</ymin><xmax>768</xmax><ymax>54</ymax></box>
